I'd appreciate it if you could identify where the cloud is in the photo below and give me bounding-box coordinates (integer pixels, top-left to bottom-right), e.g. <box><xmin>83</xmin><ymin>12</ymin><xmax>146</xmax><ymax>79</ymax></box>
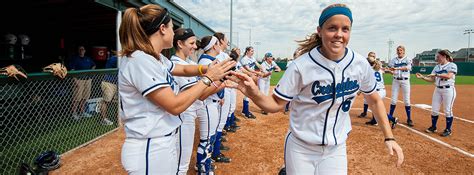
<box><xmin>173</xmin><ymin>0</ymin><xmax>474</xmax><ymax>61</ymax></box>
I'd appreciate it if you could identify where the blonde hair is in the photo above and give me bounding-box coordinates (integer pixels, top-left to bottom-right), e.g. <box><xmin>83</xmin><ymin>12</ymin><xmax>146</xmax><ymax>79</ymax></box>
<box><xmin>119</xmin><ymin>4</ymin><xmax>169</xmax><ymax>59</ymax></box>
<box><xmin>397</xmin><ymin>45</ymin><xmax>405</xmax><ymax>52</ymax></box>
<box><xmin>295</xmin><ymin>3</ymin><xmax>349</xmax><ymax>58</ymax></box>
<box><xmin>367</xmin><ymin>56</ymin><xmax>382</xmax><ymax>71</ymax></box>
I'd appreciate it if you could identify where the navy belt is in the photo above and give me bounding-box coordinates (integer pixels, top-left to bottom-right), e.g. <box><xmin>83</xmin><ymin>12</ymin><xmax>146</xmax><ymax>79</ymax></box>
<box><xmin>212</xmin><ymin>99</ymin><xmax>219</xmax><ymax>103</ymax></box>
<box><xmin>394</xmin><ymin>77</ymin><xmax>408</xmax><ymax>80</ymax></box>
<box><xmin>437</xmin><ymin>86</ymin><xmax>451</xmax><ymax>89</ymax></box>
<box><xmin>164</xmin><ymin>128</ymin><xmax>179</xmax><ymax>136</ymax></box>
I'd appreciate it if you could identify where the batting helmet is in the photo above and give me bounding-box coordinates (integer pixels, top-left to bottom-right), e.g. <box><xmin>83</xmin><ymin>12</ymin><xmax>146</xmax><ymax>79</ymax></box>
<box><xmin>34</xmin><ymin>150</ymin><xmax>61</xmax><ymax>171</ymax></box>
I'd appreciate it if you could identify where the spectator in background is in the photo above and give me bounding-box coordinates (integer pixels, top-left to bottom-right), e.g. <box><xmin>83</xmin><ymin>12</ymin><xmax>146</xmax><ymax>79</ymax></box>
<box><xmin>99</xmin><ymin>53</ymin><xmax>117</xmax><ymax>125</ymax></box>
<box><xmin>69</xmin><ymin>45</ymin><xmax>96</xmax><ymax>120</ymax></box>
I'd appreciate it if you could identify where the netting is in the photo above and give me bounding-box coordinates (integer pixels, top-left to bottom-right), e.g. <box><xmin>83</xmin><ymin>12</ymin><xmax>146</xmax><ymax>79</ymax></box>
<box><xmin>0</xmin><ymin>69</ymin><xmax>119</xmax><ymax>174</ymax></box>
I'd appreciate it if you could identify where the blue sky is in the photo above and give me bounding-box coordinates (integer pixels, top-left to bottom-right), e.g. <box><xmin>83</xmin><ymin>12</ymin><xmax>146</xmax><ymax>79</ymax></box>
<box><xmin>174</xmin><ymin>0</ymin><xmax>474</xmax><ymax>61</ymax></box>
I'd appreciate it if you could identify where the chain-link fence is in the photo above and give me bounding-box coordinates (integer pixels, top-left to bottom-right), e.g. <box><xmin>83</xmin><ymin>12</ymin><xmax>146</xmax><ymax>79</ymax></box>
<box><xmin>0</xmin><ymin>69</ymin><xmax>119</xmax><ymax>174</ymax></box>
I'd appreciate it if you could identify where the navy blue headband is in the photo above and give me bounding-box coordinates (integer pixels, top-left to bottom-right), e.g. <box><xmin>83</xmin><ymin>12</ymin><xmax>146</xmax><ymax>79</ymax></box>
<box><xmin>318</xmin><ymin>6</ymin><xmax>353</xmax><ymax>27</ymax></box>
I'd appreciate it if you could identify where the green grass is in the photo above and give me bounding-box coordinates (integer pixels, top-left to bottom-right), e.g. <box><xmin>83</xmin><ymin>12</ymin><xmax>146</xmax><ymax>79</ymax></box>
<box><xmin>270</xmin><ymin>71</ymin><xmax>474</xmax><ymax>85</ymax></box>
<box><xmin>1</xmin><ymin>111</ymin><xmax>118</xmax><ymax>175</ymax></box>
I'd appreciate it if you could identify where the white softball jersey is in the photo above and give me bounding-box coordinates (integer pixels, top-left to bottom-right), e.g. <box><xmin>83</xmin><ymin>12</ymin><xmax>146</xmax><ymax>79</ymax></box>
<box><xmin>170</xmin><ymin>55</ymin><xmax>204</xmax><ymax>111</ymax></box>
<box><xmin>274</xmin><ymin>47</ymin><xmax>377</xmax><ymax>146</ymax></box>
<box><xmin>431</xmin><ymin>62</ymin><xmax>457</xmax><ymax>87</ymax></box>
<box><xmin>240</xmin><ymin>55</ymin><xmax>257</xmax><ymax>70</ymax></box>
<box><xmin>388</xmin><ymin>56</ymin><xmax>412</xmax><ymax>79</ymax></box>
<box><xmin>118</xmin><ymin>51</ymin><xmax>181</xmax><ymax>139</ymax></box>
<box><xmin>260</xmin><ymin>60</ymin><xmax>279</xmax><ymax>81</ymax></box>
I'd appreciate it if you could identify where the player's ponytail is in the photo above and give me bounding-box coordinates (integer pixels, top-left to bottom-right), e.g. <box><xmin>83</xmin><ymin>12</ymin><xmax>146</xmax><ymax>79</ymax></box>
<box><xmin>438</xmin><ymin>49</ymin><xmax>452</xmax><ymax>62</ymax></box>
<box><xmin>119</xmin><ymin>4</ymin><xmax>169</xmax><ymax>59</ymax></box>
<box><xmin>295</xmin><ymin>33</ymin><xmax>322</xmax><ymax>58</ymax></box>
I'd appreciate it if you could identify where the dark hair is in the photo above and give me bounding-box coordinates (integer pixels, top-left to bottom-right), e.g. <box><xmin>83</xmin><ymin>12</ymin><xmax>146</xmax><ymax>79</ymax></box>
<box><xmin>197</xmin><ymin>36</ymin><xmax>213</xmax><ymax>52</ymax></box>
<box><xmin>244</xmin><ymin>46</ymin><xmax>253</xmax><ymax>56</ymax></box>
<box><xmin>230</xmin><ymin>50</ymin><xmax>239</xmax><ymax>61</ymax></box>
<box><xmin>173</xmin><ymin>28</ymin><xmax>195</xmax><ymax>49</ymax></box>
<box><xmin>214</xmin><ymin>32</ymin><xmax>225</xmax><ymax>44</ymax></box>
<box><xmin>119</xmin><ymin>4</ymin><xmax>170</xmax><ymax>59</ymax></box>
<box><xmin>438</xmin><ymin>49</ymin><xmax>453</xmax><ymax>62</ymax></box>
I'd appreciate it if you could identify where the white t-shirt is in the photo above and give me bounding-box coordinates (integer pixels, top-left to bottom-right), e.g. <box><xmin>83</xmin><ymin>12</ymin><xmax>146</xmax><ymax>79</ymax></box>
<box><xmin>240</xmin><ymin>55</ymin><xmax>257</xmax><ymax>70</ymax></box>
<box><xmin>170</xmin><ymin>55</ymin><xmax>204</xmax><ymax>110</ymax></box>
<box><xmin>260</xmin><ymin>60</ymin><xmax>278</xmax><ymax>81</ymax></box>
<box><xmin>118</xmin><ymin>51</ymin><xmax>181</xmax><ymax>139</ymax></box>
<box><xmin>431</xmin><ymin>62</ymin><xmax>457</xmax><ymax>87</ymax></box>
<box><xmin>388</xmin><ymin>56</ymin><xmax>412</xmax><ymax>79</ymax></box>
<box><xmin>273</xmin><ymin>47</ymin><xmax>377</xmax><ymax>146</ymax></box>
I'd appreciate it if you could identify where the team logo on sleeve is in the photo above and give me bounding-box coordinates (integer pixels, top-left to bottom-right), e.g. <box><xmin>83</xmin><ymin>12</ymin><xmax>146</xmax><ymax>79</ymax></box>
<box><xmin>166</xmin><ymin>73</ymin><xmax>176</xmax><ymax>91</ymax></box>
<box><xmin>311</xmin><ymin>78</ymin><xmax>359</xmax><ymax>104</ymax></box>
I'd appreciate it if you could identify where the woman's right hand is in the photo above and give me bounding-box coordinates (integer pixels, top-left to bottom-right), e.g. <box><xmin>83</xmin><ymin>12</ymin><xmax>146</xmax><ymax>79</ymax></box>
<box><xmin>204</xmin><ymin>59</ymin><xmax>236</xmax><ymax>82</ymax></box>
<box><xmin>415</xmin><ymin>73</ymin><xmax>423</xmax><ymax>79</ymax></box>
<box><xmin>226</xmin><ymin>71</ymin><xmax>260</xmax><ymax>97</ymax></box>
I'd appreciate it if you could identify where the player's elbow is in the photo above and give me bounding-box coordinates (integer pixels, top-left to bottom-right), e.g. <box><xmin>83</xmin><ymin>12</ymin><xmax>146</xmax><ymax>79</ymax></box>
<box><xmin>167</xmin><ymin>107</ymin><xmax>184</xmax><ymax>116</ymax></box>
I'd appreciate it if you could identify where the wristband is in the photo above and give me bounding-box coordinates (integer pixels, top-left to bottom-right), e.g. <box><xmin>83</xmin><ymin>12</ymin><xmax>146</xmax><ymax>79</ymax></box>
<box><xmin>384</xmin><ymin>138</ymin><xmax>396</xmax><ymax>142</ymax></box>
<box><xmin>198</xmin><ymin>65</ymin><xmax>204</xmax><ymax>76</ymax></box>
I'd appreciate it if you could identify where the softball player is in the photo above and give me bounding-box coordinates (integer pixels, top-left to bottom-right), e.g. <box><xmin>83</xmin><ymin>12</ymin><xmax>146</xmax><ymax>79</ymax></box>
<box><xmin>118</xmin><ymin>6</ymin><xmax>235</xmax><ymax>174</ymax></box>
<box><xmin>258</xmin><ymin>52</ymin><xmax>281</xmax><ymax>114</ymax></box>
<box><xmin>213</xmin><ymin>32</ymin><xmax>232</xmax><ymax>163</ymax></box>
<box><xmin>228</xmin><ymin>4</ymin><xmax>403</xmax><ymax>174</ymax></box>
<box><xmin>416</xmin><ymin>49</ymin><xmax>457</xmax><ymax>137</ymax></box>
<box><xmin>196</xmin><ymin>35</ymin><xmax>229</xmax><ymax>174</ymax></box>
<box><xmin>224</xmin><ymin>48</ymin><xmax>242</xmax><ymax>131</ymax></box>
<box><xmin>364</xmin><ymin>56</ymin><xmax>398</xmax><ymax>128</ymax></box>
<box><xmin>388</xmin><ymin>45</ymin><xmax>414</xmax><ymax>127</ymax></box>
<box><xmin>240</xmin><ymin>46</ymin><xmax>263</xmax><ymax>119</ymax></box>
<box><xmin>358</xmin><ymin>52</ymin><xmax>376</xmax><ymax>118</ymax></box>
<box><xmin>170</xmin><ymin>28</ymin><xmax>213</xmax><ymax>174</ymax></box>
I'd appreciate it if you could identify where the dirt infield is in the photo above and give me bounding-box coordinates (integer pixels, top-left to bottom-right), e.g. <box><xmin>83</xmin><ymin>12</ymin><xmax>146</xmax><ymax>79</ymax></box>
<box><xmin>51</xmin><ymin>85</ymin><xmax>474</xmax><ymax>174</ymax></box>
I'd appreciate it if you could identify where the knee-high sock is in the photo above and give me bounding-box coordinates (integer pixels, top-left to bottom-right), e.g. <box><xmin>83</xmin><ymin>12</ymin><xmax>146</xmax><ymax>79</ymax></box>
<box><xmin>230</xmin><ymin>112</ymin><xmax>236</xmax><ymax>125</ymax></box>
<box><xmin>363</xmin><ymin>104</ymin><xmax>369</xmax><ymax>114</ymax></box>
<box><xmin>387</xmin><ymin>114</ymin><xmax>395</xmax><ymax>122</ymax></box>
<box><xmin>389</xmin><ymin>104</ymin><xmax>396</xmax><ymax>117</ymax></box>
<box><xmin>225</xmin><ymin>115</ymin><xmax>232</xmax><ymax>128</ymax></box>
<box><xmin>242</xmin><ymin>100</ymin><xmax>249</xmax><ymax>115</ymax></box>
<box><xmin>405</xmin><ymin>106</ymin><xmax>411</xmax><ymax>121</ymax></box>
<box><xmin>212</xmin><ymin>132</ymin><xmax>222</xmax><ymax>157</ymax></box>
<box><xmin>431</xmin><ymin>115</ymin><xmax>439</xmax><ymax>128</ymax></box>
<box><xmin>446</xmin><ymin>117</ymin><xmax>453</xmax><ymax>130</ymax></box>
<box><xmin>196</xmin><ymin>138</ymin><xmax>212</xmax><ymax>172</ymax></box>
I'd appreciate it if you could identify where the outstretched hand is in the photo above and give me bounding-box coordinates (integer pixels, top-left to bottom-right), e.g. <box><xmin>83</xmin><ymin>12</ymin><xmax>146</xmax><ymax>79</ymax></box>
<box><xmin>204</xmin><ymin>59</ymin><xmax>236</xmax><ymax>82</ymax></box>
<box><xmin>385</xmin><ymin>140</ymin><xmax>404</xmax><ymax>167</ymax></box>
<box><xmin>225</xmin><ymin>71</ymin><xmax>260</xmax><ymax>97</ymax></box>
<box><xmin>415</xmin><ymin>73</ymin><xmax>423</xmax><ymax>79</ymax></box>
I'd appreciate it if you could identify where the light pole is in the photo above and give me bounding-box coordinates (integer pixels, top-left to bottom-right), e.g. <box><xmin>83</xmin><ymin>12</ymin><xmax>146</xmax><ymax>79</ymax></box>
<box><xmin>230</xmin><ymin>0</ymin><xmax>233</xmax><ymax>50</ymax></box>
<box><xmin>387</xmin><ymin>39</ymin><xmax>394</xmax><ymax>62</ymax></box>
<box><xmin>254</xmin><ymin>41</ymin><xmax>261</xmax><ymax>60</ymax></box>
<box><xmin>464</xmin><ymin>29</ymin><xmax>473</xmax><ymax>61</ymax></box>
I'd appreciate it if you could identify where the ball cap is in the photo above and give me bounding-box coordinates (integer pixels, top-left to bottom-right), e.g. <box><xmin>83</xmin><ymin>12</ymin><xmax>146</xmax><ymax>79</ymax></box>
<box><xmin>265</xmin><ymin>52</ymin><xmax>273</xmax><ymax>57</ymax></box>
